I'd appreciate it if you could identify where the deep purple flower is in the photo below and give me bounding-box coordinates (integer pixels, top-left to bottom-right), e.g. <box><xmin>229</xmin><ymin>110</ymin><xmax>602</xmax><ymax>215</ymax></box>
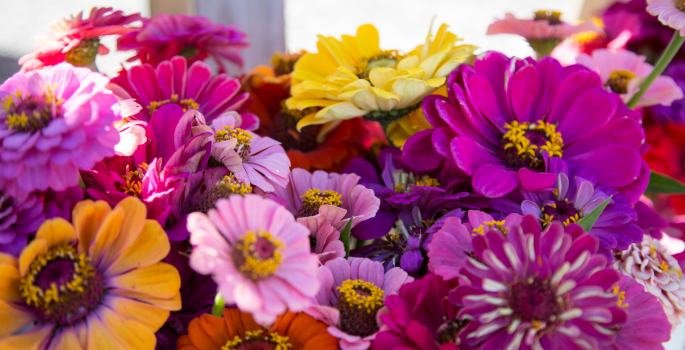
<box><xmin>647</xmin><ymin>61</ymin><xmax>685</xmax><ymax>123</ymax></box>
<box><xmin>373</xmin><ymin>274</ymin><xmax>462</xmax><ymax>350</ymax></box>
<box><xmin>450</xmin><ymin>216</ymin><xmax>627</xmax><ymax>349</ymax></box>
<box><xmin>634</xmin><ymin>196</ymin><xmax>670</xmax><ymax>239</ymax></box>
<box><xmin>42</xmin><ymin>186</ymin><xmax>84</xmax><ymax>220</ymax></box>
<box><xmin>0</xmin><ymin>192</ymin><xmax>44</xmax><ymax>255</ymax></box>
<box><xmin>403</xmin><ymin>51</ymin><xmax>648</xmax><ymax>203</ymax></box>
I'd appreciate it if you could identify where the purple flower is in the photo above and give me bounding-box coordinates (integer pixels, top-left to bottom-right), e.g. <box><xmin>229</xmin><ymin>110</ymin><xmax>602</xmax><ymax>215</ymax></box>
<box><xmin>403</xmin><ymin>52</ymin><xmax>648</xmax><ymax>203</ymax></box>
<box><xmin>373</xmin><ymin>274</ymin><xmax>462</xmax><ymax>350</ymax></box>
<box><xmin>647</xmin><ymin>61</ymin><xmax>685</xmax><ymax>123</ymax></box>
<box><xmin>42</xmin><ymin>186</ymin><xmax>84</xmax><ymax>220</ymax></box>
<box><xmin>0</xmin><ymin>192</ymin><xmax>44</xmax><ymax>255</ymax></box>
<box><xmin>450</xmin><ymin>216</ymin><xmax>627</xmax><ymax>349</ymax></box>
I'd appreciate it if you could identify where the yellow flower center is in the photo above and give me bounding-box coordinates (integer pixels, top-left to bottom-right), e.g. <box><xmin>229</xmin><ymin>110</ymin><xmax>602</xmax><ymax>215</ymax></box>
<box><xmin>233</xmin><ymin>230</ymin><xmax>284</xmax><ymax>280</ymax></box>
<box><xmin>65</xmin><ymin>38</ymin><xmax>100</xmax><ymax>67</ymax></box>
<box><xmin>533</xmin><ymin>10</ymin><xmax>562</xmax><ymax>25</ymax></box>
<box><xmin>472</xmin><ymin>220</ymin><xmax>508</xmax><ymax>236</ymax></box>
<box><xmin>540</xmin><ymin>199</ymin><xmax>582</xmax><ymax>227</ymax></box>
<box><xmin>297</xmin><ymin>188</ymin><xmax>343</xmax><ymax>218</ymax></box>
<box><xmin>353</xmin><ymin>50</ymin><xmax>402</xmax><ymax>79</ymax></box>
<box><xmin>502</xmin><ymin>121</ymin><xmax>564</xmax><ymax>171</ymax></box>
<box><xmin>612</xmin><ymin>286</ymin><xmax>629</xmax><ymax>308</ymax></box>
<box><xmin>222</xmin><ymin>330</ymin><xmax>292</xmax><ymax>350</ymax></box>
<box><xmin>147</xmin><ymin>94</ymin><xmax>200</xmax><ymax>114</ymax></box>
<box><xmin>677</xmin><ymin>0</ymin><xmax>685</xmax><ymax>12</ymax></box>
<box><xmin>607</xmin><ymin>70</ymin><xmax>636</xmax><ymax>94</ymax></box>
<box><xmin>392</xmin><ymin>171</ymin><xmax>440</xmax><ymax>194</ymax></box>
<box><xmin>2</xmin><ymin>87</ymin><xmax>64</xmax><ymax>133</ymax></box>
<box><xmin>192</xmin><ymin>174</ymin><xmax>252</xmax><ymax>213</ymax></box>
<box><xmin>118</xmin><ymin>163</ymin><xmax>148</xmax><ymax>198</ymax></box>
<box><xmin>337</xmin><ymin>279</ymin><xmax>385</xmax><ymax>314</ymax></box>
<box><xmin>271</xmin><ymin>50</ymin><xmax>306</xmax><ymax>76</ymax></box>
<box><xmin>215</xmin><ymin>126</ymin><xmax>254</xmax><ymax>159</ymax></box>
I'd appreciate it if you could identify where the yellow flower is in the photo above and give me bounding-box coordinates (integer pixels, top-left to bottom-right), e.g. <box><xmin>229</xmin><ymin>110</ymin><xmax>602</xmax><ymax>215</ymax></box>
<box><xmin>287</xmin><ymin>23</ymin><xmax>476</xmax><ymax>134</ymax></box>
<box><xmin>0</xmin><ymin>197</ymin><xmax>181</xmax><ymax>350</ymax></box>
<box><xmin>385</xmin><ymin>84</ymin><xmax>447</xmax><ymax>148</ymax></box>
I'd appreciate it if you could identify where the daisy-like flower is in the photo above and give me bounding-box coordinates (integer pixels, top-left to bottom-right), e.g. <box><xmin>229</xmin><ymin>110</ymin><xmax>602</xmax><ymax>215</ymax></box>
<box><xmin>0</xmin><ymin>197</ymin><xmax>181</xmax><ymax>349</ymax></box>
<box><xmin>648</xmin><ymin>61</ymin><xmax>685</xmax><ymax>123</ymax></box>
<box><xmin>287</xmin><ymin>23</ymin><xmax>475</xmax><ymax>132</ymax></box>
<box><xmin>403</xmin><ymin>52</ymin><xmax>649</xmax><ymax>202</ymax></box>
<box><xmin>450</xmin><ymin>216</ymin><xmax>627</xmax><ymax>349</ymax></box>
<box><xmin>177</xmin><ymin>308</ymin><xmax>338</xmax><ymax>350</ymax></box>
<box><xmin>18</xmin><ymin>7</ymin><xmax>140</xmax><ymax>71</ymax></box>
<box><xmin>601</xmin><ymin>276</ymin><xmax>672</xmax><ymax>350</ymax></box>
<box><xmin>613</xmin><ymin>234</ymin><xmax>685</xmax><ymax>326</ymax></box>
<box><xmin>577</xmin><ymin>49</ymin><xmax>683</xmax><ymax>107</ymax></box>
<box><xmin>487</xmin><ymin>11</ymin><xmax>602</xmax><ymax>57</ymax></box>
<box><xmin>309</xmin><ymin>257</ymin><xmax>414</xmax><ymax>350</ymax></box>
<box><xmin>0</xmin><ymin>63</ymin><xmax>120</xmax><ymax>198</ymax></box>
<box><xmin>0</xmin><ymin>192</ymin><xmax>45</xmax><ymax>256</ymax></box>
<box><xmin>374</xmin><ymin>273</ymin><xmax>462</xmax><ymax>350</ymax></box>
<box><xmin>112</xmin><ymin>99</ymin><xmax>147</xmax><ymax>156</ymax></box>
<box><xmin>188</xmin><ymin>194</ymin><xmax>320</xmax><ymax>324</ymax></box>
<box><xmin>647</xmin><ymin>0</ymin><xmax>685</xmax><ymax>35</ymax></box>
<box><xmin>117</xmin><ymin>14</ymin><xmax>248</xmax><ymax>74</ymax></box>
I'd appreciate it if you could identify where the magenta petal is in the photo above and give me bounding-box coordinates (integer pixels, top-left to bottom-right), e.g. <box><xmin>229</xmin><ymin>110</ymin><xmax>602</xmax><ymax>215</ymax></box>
<box><xmin>517</xmin><ymin>168</ymin><xmax>556</xmax><ymax>192</ymax></box>
<box><xmin>510</xmin><ymin>65</ymin><xmax>539</xmax><ymax>123</ymax></box>
<box><xmin>472</xmin><ymin>164</ymin><xmax>519</xmax><ymax>198</ymax></box>
<box><xmin>569</xmin><ymin>145</ymin><xmax>641</xmax><ymax>187</ymax></box>
<box><xmin>403</xmin><ymin>130</ymin><xmax>443</xmax><ymax>171</ymax></box>
<box><xmin>450</xmin><ymin>137</ymin><xmax>501</xmax><ymax>176</ymax></box>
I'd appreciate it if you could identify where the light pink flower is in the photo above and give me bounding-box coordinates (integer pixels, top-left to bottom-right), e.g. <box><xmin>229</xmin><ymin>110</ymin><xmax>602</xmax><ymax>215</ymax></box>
<box><xmin>0</xmin><ymin>63</ymin><xmax>120</xmax><ymax>197</ymax></box>
<box><xmin>113</xmin><ymin>99</ymin><xmax>147</xmax><ymax>156</ymax></box>
<box><xmin>308</xmin><ymin>257</ymin><xmax>414</xmax><ymax>350</ymax></box>
<box><xmin>188</xmin><ymin>194</ymin><xmax>320</xmax><ymax>324</ymax></box>
<box><xmin>577</xmin><ymin>49</ymin><xmax>684</xmax><ymax>107</ymax></box>
<box><xmin>19</xmin><ymin>7</ymin><xmax>140</xmax><ymax>71</ymax></box>
<box><xmin>647</xmin><ymin>0</ymin><xmax>685</xmax><ymax>35</ymax></box>
<box><xmin>487</xmin><ymin>12</ymin><xmax>601</xmax><ymax>40</ymax></box>
<box><xmin>552</xmin><ymin>29</ymin><xmax>632</xmax><ymax>66</ymax></box>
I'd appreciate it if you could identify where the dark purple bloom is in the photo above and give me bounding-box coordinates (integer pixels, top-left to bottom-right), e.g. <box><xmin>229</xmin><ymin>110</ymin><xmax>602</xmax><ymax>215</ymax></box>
<box><xmin>43</xmin><ymin>186</ymin><xmax>84</xmax><ymax>220</ymax></box>
<box><xmin>0</xmin><ymin>192</ymin><xmax>44</xmax><ymax>255</ymax></box>
<box><xmin>403</xmin><ymin>51</ymin><xmax>648</xmax><ymax>203</ymax></box>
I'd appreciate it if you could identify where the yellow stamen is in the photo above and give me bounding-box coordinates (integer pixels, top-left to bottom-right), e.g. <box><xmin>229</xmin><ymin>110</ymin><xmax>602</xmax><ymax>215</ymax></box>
<box><xmin>540</xmin><ymin>214</ymin><xmax>554</xmax><ymax>227</ymax></box>
<box><xmin>235</xmin><ymin>230</ymin><xmax>284</xmax><ymax>280</ymax></box>
<box><xmin>472</xmin><ymin>220</ymin><xmax>508</xmax><ymax>236</ymax></box>
<box><xmin>337</xmin><ymin>279</ymin><xmax>385</xmax><ymax>314</ymax></box>
<box><xmin>607</xmin><ymin>70</ymin><xmax>636</xmax><ymax>94</ymax></box>
<box><xmin>222</xmin><ymin>330</ymin><xmax>292</xmax><ymax>350</ymax></box>
<box><xmin>533</xmin><ymin>10</ymin><xmax>562</xmax><ymax>25</ymax></box>
<box><xmin>503</xmin><ymin>121</ymin><xmax>564</xmax><ymax>161</ymax></box>
<box><xmin>215</xmin><ymin>126</ymin><xmax>254</xmax><ymax>146</ymax></box>
<box><xmin>301</xmin><ymin>189</ymin><xmax>342</xmax><ymax>208</ymax></box>
<box><xmin>147</xmin><ymin>94</ymin><xmax>200</xmax><ymax>114</ymax></box>
<box><xmin>612</xmin><ymin>286</ymin><xmax>629</xmax><ymax>308</ymax></box>
<box><xmin>217</xmin><ymin>175</ymin><xmax>252</xmax><ymax>196</ymax></box>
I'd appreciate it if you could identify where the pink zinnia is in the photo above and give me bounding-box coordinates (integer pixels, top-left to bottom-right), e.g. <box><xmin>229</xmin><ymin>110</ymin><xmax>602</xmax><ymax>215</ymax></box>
<box><xmin>577</xmin><ymin>49</ymin><xmax>684</xmax><ymax>107</ymax></box>
<box><xmin>309</xmin><ymin>257</ymin><xmax>414</xmax><ymax>350</ymax></box>
<box><xmin>0</xmin><ymin>63</ymin><xmax>120</xmax><ymax>197</ymax></box>
<box><xmin>187</xmin><ymin>194</ymin><xmax>320</xmax><ymax>324</ymax></box>
<box><xmin>117</xmin><ymin>14</ymin><xmax>248</xmax><ymax>74</ymax></box>
<box><xmin>113</xmin><ymin>99</ymin><xmax>147</xmax><ymax>156</ymax></box>
<box><xmin>19</xmin><ymin>7</ymin><xmax>140</xmax><ymax>71</ymax></box>
<box><xmin>647</xmin><ymin>0</ymin><xmax>685</xmax><ymax>35</ymax></box>
<box><xmin>487</xmin><ymin>11</ymin><xmax>601</xmax><ymax>40</ymax></box>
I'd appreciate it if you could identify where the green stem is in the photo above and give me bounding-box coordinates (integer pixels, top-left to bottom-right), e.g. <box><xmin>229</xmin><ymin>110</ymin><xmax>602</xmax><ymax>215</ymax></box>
<box><xmin>627</xmin><ymin>32</ymin><xmax>685</xmax><ymax>109</ymax></box>
<box><xmin>211</xmin><ymin>293</ymin><xmax>225</xmax><ymax>317</ymax></box>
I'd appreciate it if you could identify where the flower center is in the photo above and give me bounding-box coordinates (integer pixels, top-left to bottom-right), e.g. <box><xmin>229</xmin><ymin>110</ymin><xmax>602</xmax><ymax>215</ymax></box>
<box><xmin>436</xmin><ymin>319</ymin><xmax>467</xmax><ymax>346</ymax></box>
<box><xmin>65</xmin><ymin>38</ymin><xmax>100</xmax><ymax>67</ymax></box>
<box><xmin>607</xmin><ymin>70</ymin><xmax>636</xmax><ymax>94</ymax></box>
<box><xmin>178</xmin><ymin>46</ymin><xmax>200</xmax><ymax>60</ymax></box>
<box><xmin>533</xmin><ymin>10</ymin><xmax>562</xmax><ymax>25</ymax></box>
<box><xmin>392</xmin><ymin>170</ymin><xmax>440</xmax><ymax>194</ymax></box>
<box><xmin>269</xmin><ymin>105</ymin><xmax>321</xmax><ymax>152</ymax></box>
<box><xmin>336</xmin><ymin>279</ymin><xmax>385</xmax><ymax>337</ymax></box>
<box><xmin>232</xmin><ymin>230</ymin><xmax>284</xmax><ymax>281</ymax></box>
<box><xmin>296</xmin><ymin>189</ymin><xmax>342</xmax><ymax>218</ymax></box>
<box><xmin>118</xmin><ymin>163</ymin><xmax>148</xmax><ymax>198</ymax></box>
<box><xmin>508</xmin><ymin>278</ymin><xmax>563</xmax><ymax>324</ymax></box>
<box><xmin>472</xmin><ymin>220</ymin><xmax>508</xmax><ymax>236</ymax></box>
<box><xmin>222</xmin><ymin>330</ymin><xmax>292</xmax><ymax>350</ymax></box>
<box><xmin>500</xmin><ymin>121</ymin><xmax>563</xmax><ymax>172</ymax></box>
<box><xmin>677</xmin><ymin>0</ymin><xmax>685</xmax><ymax>12</ymax></box>
<box><xmin>147</xmin><ymin>94</ymin><xmax>200</xmax><ymax>115</ymax></box>
<box><xmin>612</xmin><ymin>286</ymin><xmax>629</xmax><ymax>309</ymax></box>
<box><xmin>215</xmin><ymin>126</ymin><xmax>254</xmax><ymax>160</ymax></box>
<box><xmin>354</xmin><ymin>50</ymin><xmax>402</xmax><ymax>79</ymax></box>
<box><xmin>540</xmin><ymin>199</ymin><xmax>581</xmax><ymax>226</ymax></box>
<box><xmin>2</xmin><ymin>89</ymin><xmax>63</xmax><ymax>133</ymax></box>
<box><xmin>192</xmin><ymin>174</ymin><xmax>252</xmax><ymax>213</ymax></box>
<box><xmin>19</xmin><ymin>245</ymin><xmax>104</xmax><ymax>326</ymax></box>
<box><xmin>271</xmin><ymin>51</ymin><xmax>305</xmax><ymax>76</ymax></box>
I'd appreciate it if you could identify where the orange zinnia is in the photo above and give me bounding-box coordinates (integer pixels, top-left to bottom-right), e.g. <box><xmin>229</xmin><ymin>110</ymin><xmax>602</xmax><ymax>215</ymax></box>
<box><xmin>177</xmin><ymin>308</ymin><xmax>339</xmax><ymax>350</ymax></box>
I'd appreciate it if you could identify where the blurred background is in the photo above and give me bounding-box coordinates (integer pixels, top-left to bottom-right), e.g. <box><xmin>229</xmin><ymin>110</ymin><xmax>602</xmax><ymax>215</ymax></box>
<box><xmin>1</xmin><ymin>0</ymin><xmax>684</xmax><ymax>347</ymax></box>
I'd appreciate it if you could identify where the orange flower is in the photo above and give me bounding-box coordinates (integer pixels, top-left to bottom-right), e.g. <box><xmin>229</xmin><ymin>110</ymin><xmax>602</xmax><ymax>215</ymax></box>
<box><xmin>176</xmin><ymin>308</ymin><xmax>339</xmax><ymax>350</ymax></box>
<box><xmin>0</xmin><ymin>197</ymin><xmax>181</xmax><ymax>350</ymax></box>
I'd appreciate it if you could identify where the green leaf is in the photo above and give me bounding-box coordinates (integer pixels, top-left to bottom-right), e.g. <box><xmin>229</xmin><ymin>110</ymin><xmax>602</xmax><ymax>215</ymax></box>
<box><xmin>211</xmin><ymin>293</ymin><xmax>225</xmax><ymax>317</ymax></box>
<box><xmin>340</xmin><ymin>218</ymin><xmax>353</xmax><ymax>259</ymax></box>
<box><xmin>647</xmin><ymin>171</ymin><xmax>685</xmax><ymax>194</ymax></box>
<box><xmin>577</xmin><ymin>196</ymin><xmax>612</xmax><ymax>232</ymax></box>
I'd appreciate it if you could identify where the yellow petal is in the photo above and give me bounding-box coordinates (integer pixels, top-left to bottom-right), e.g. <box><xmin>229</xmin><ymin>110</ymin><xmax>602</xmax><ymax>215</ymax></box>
<box><xmin>336</xmin><ymin>67</ymin><xmax>360</xmax><ymax>81</ymax></box>
<box><xmin>293</xmin><ymin>52</ymin><xmax>337</xmax><ymax>79</ymax></box>
<box><xmin>104</xmin><ymin>296</ymin><xmax>170</xmax><ymax>331</ymax></box>
<box><xmin>0</xmin><ymin>324</ymin><xmax>51</xmax><ymax>350</ymax></box>
<box><xmin>19</xmin><ymin>238</ymin><xmax>47</xmax><ymax>277</ymax></box>
<box><xmin>391</xmin><ymin>78</ymin><xmax>429</xmax><ymax>109</ymax></box>
<box><xmin>296</xmin><ymin>112</ymin><xmax>329</xmax><ymax>131</ymax></box>
<box><xmin>35</xmin><ymin>218</ymin><xmax>75</xmax><ymax>249</ymax></box>
<box><xmin>419</xmin><ymin>51</ymin><xmax>447</xmax><ymax>80</ymax></box>
<box><xmin>318</xmin><ymin>101</ymin><xmax>369</xmax><ymax>120</ymax></box>
<box><xmin>109</xmin><ymin>262</ymin><xmax>180</xmax><ymax>299</ymax></box>
<box><xmin>426</xmin><ymin>77</ymin><xmax>446</xmax><ymax>88</ymax></box>
<box><xmin>89</xmin><ymin>206</ymin><xmax>125</xmax><ymax>269</ymax></box>
<box><xmin>295</xmin><ymin>99</ymin><xmax>339</xmax><ymax>110</ymax></box>
<box><xmin>95</xmin><ymin>197</ymin><xmax>147</xmax><ymax>270</ymax></box>
<box><xmin>72</xmin><ymin>200</ymin><xmax>111</xmax><ymax>255</ymax></box>
<box><xmin>317</xmin><ymin>35</ymin><xmax>354</xmax><ymax>71</ymax></box>
<box><xmin>48</xmin><ymin>326</ymin><xmax>84</xmax><ymax>350</ymax></box>
<box><xmin>341</xmin><ymin>34</ymin><xmax>362</xmax><ymax>62</ymax></box>
<box><xmin>369</xmin><ymin>87</ymin><xmax>400</xmax><ymax>111</ymax></box>
<box><xmin>341</xmin><ymin>88</ymin><xmax>379</xmax><ymax>111</ymax></box>
<box><xmin>110</xmin><ymin>289</ymin><xmax>182</xmax><ymax>311</ymax></box>
<box><xmin>357</xmin><ymin>24</ymin><xmax>381</xmax><ymax>58</ymax></box>
<box><xmin>88</xmin><ymin>308</ymin><xmax>157</xmax><ymax>350</ymax></box>
<box><xmin>340</xmin><ymin>78</ymin><xmax>370</xmax><ymax>93</ymax></box>
<box><xmin>397</xmin><ymin>55</ymin><xmax>420</xmax><ymax>71</ymax></box>
<box><xmin>0</xmin><ymin>253</ymin><xmax>17</xmax><ymax>266</ymax></box>
<box><xmin>369</xmin><ymin>68</ymin><xmax>398</xmax><ymax>90</ymax></box>
<box><xmin>0</xmin><ymin>299</ymin><xmax>37</xmax><ymax>337</ymax></box>
<box><xmin>396</xmin><ymin>68</ymin><xmax>425</xmax><ymax>80</ymax></box>
<box><xmin>106</xmin><ymin>220</ymin><xmax>170</xmax><ymax>277</ymax></box>
<box><xmin>434</xmin><ymin>60</ymin><xmax>462</xmax><ymax>79</ymax></box>
<box><xmin>0</xmin><ymin>263</ymin><xmax>21</xmax><ymax>301</ymax></box>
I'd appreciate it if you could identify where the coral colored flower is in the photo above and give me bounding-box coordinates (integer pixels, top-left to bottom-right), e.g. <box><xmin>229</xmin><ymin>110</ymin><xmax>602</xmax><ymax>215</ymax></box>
<box><xmin>450</xmin><ymin>216</ymin><xmax>627</xmax><ymax>349</ymax></box>
<box><xmin>647</xmin><ymin>0</ymin><xmax>685</xmax><ymax>35</ymax></box>
<box><xmin>374</xmin><ymin>274</ymin><xmax>462</xmax><ymax>350</ymax></box>
<box><xmin>309</xmin><ymin>257</ymin><xmax>414</xmax><ymax>350</ymax></box>
<box><xmin>613</xmin><ymin>234</ymin><xmax>685</xmax><ymax>326</ymax></box>
<box><xmin>647</xmin><ymin>61</ymin><xmax>685</xmax><ymax>123</ymax></box>
<box><xmin>0</xmin><ymin>63</ymin><xmax>120</xmax><ymax>197</ymax></box>
<box><xmin>109</xmin><ymin>56</ymin><xmax>254</xmax><ymax>124</ymax></box>
<box><xmin>0</xmin><ymin>197</ymin><xmax>181</xmax><ymax>349</ymax></box>
<box><xmin>18</xmin><ymin>7</ymin><xmax>140</xmax><ymax>71</ymax></box>
<box><xmin>0</xmin><ymin>192</ymin><xmax>44</xmax><ymax>256</ymax></box>
<box><xmin>177</xmin><ymin>308</ymin><xmax>338</xmax><ymax>350</ymax></box>
<box><xmin>117</xmin><ymin>14</ymin><xmax>248</xmax><ymax>74</ymax></box>
<box><xmin>600</xmin><ymin>276</ymin><xmax>672</xmax><ymax>350</ymax></box>
<box><xmin>577</xmin><ymin>49</ymin><xmax>683</xmax><ymax>107</ymax></box>
<box><xmin>188</xmin><ymin>194</ymin><xmax>320</xmax><ymax>324</ymax></box>
<box><xmin>403</xmin><ymin>52</ymin><xmax>649</xmax><ymax>202</ymax></box>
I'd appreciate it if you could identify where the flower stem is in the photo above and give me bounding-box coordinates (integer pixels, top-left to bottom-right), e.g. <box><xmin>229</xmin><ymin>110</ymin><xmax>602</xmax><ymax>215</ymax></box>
<box><xmin>211</xmin><ymin>293</ymin><xmax>225</xmax><ymax>317</ymax></box>
<box><xmin>627</xmin><ymin>31</ymin><xmax>685</xmax><ymax>109</ymax></box>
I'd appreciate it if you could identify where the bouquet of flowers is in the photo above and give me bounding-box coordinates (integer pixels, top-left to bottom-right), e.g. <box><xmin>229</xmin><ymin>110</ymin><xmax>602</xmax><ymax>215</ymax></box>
<box><xmin>2</xmin><ymin>2</ymin><xmax>685</xmax><ymax>349</ymax></box>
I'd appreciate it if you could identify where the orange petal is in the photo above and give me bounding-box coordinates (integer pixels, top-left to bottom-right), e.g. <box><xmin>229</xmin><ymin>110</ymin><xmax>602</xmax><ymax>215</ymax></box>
<box><xmin>188</xmin><ymin>313</ymin><xmax>231</xmax><ymax>349</ymax></box>
<box><xmin>48</xmin><ymin>326</ymin><xmax>84</xmax><ymax>350</ymax></box>
<box><xmin>18</xmin><ymin>238</ymin><xmax>47</xmax><ymax>277</ymax></box>
<box><xmin>91</xmin><ymin>307</ymin><xmax>157</xmax><ymax>350</ymax></box>
<box><xmin>103</xmin><ymin>295</ymin><xmax>169</xmax><ymax>331</ymax></box>
<box><xmin>0</xmin><ymin>253</ymin><xmax>17</xmax><ymax>266</ymax></box>
<box><xmin>0</xmin><ymin>263</ymin><xmax>21</xmax><ymax>301</ymax></box>
<box><xmin>176</xmin><ymin>335</ymin><xmax>197</xmax><ymax>350</ymax></box>
<box><xmin>0</xmin><ymin>324</ymin><xmax>51</xmax><ymax>350</ymax></box>
<box><xmin>223</xmin><ymin>308</ymin><xmax>261</xmax><ymax>338</ymax></box>
<box><xmin>35</xmin><ymin>218</ymin><xmax>75</xmax><ymax>249</ymax></box>
<box><xmin>105</xmin><ymin>220</ymin><xmax>170</xmax><ymax>277</ymax></box>
<box><xmin>98</xmin><ymin>197</ymin><xmax>147</xmax><ymax>270</ymax></box>
<box><xmin>72</xmin><ymin>200</ymin><xmax>112</xmax><ymax>254</ymax></box>
<box><xmin>108</xmin><ymin>262</ymin><xmax>180</xmax><ymax>299</ymax></box>
<box><xmin>0</xmin><ymin>299</ymin><xmax>36</xmax><ymax>337</ymax></box>
<box><xmin>89</xmin><ymin>207</ymin><xmax>125</xmax><ymax>269</ymax></box>
<box><xmin>109</xmin><ymin>289</ymin><xmax>181</xmax><ymax>311</ymax></box>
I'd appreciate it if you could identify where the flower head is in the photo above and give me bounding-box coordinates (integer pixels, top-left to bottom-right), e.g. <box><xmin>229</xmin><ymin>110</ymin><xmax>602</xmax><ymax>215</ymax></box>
<box><xmin>0</xmin><ymin>63</ymin><xmax>120</xmax><ymax>197</ymax></box>
<box><xmin>450</xmin><ymin>216</ymin><xmax>627</xmax><ymax>349</ymax></box>
<box><xmin>647</xmin><ymin>61</ymin><xmax>685</xmax><ymax>123</ymax></box>
<box><xmin>188</xmin><ymin>194</ymin><xmax>320</xmax><ymax>324</ymax></box>
<box><xmin>0</xmin><ymin>197</ymin><xmax>181</xmax><ymax>349</ymax></box>
<box><xmin>19</xmin><ymin>7</ymin><xmax>140</xmax><ymax>71</ymax></box>
<box><xmin>117</xmin><ymin>14</ymin><xmax>248</xmax><ymax>74</ymax></box>
<box><xmin>0</xmin><ymin>192</ymin><xmax>45</xmax><ymax>256</ymax></box>
<box><xmin>647</xmin><ymin>0</ymin><xmax>685</xmax><ymax>35</ymax></box>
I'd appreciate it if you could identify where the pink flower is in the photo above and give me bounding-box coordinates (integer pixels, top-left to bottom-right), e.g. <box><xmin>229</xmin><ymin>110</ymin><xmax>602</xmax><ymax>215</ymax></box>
<box><xmin>487</xmin><ymin>12</ymin><xmax>601</xmax><ymax>41</ymax></box>
<box><xmin>187</xmin><ymin>194</ymin><xmax>320</xmax><ymax>324</ymax></box>
<box><xmin>117</xmin><ymin>14</ymin><xmax>248</xmax><ymax>74</ymax></box>
<box><xmin>647</xmin><ymin>0</ymin><xmax>685</xmax><ymax>35</ymax></box>
<box><xmin>0</xmin><ymin>63</ymin><xmax>120</xmax><ymax>197</ymax></box>
<box><xmin>19</xmin><ymin>7</ymin><xmax>140</xmax><ymax>71</ymax></box>
<box><xmin>577</xmin><ymin>49</ymin><xmax>684</xmax><ymax>107</ymax></box>
<box><xmin>309</xmin><ymin>257</ymin><xmax>414</xmax><ymax>350</ymax></box>
<box><xmin>113</xmin><ymin>99</ymin><xmax>147</xmax><ymax>156</ymax></box>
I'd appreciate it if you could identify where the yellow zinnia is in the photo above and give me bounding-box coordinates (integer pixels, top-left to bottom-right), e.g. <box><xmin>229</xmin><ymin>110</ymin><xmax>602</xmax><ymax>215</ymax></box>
<box><xmin>0</xmin><ymin>197</ymin><xmax>181</xmax><ymax>350</ymax></box>
<box><xmin>287</xmin><ymin>23</ymin><xmax>476</xmax><ymax>135</ymax></box>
